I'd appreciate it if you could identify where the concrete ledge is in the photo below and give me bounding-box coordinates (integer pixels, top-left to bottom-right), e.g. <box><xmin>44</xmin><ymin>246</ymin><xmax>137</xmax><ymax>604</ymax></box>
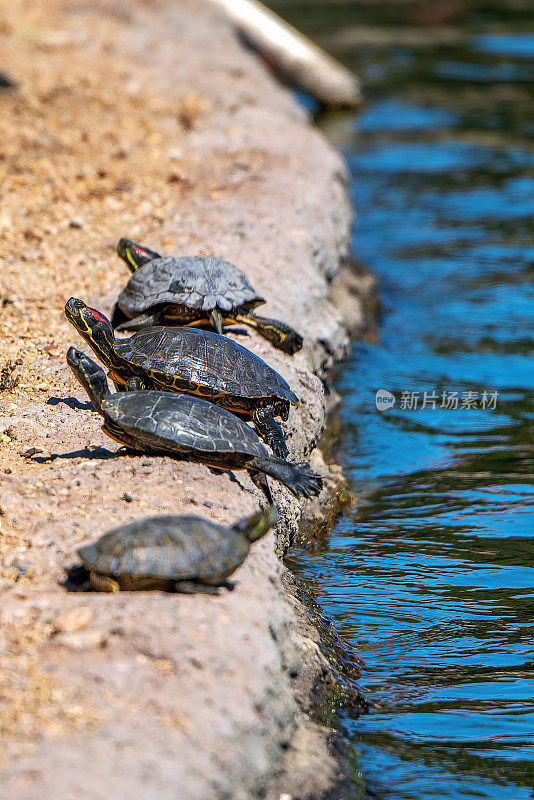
<box><xmin>0</xmin><ymin>1</ymin><xmax>364</xmax><ymax>797</ymax></box>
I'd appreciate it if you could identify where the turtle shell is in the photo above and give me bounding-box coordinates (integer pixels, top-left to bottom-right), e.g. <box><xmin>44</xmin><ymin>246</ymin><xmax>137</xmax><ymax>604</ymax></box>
<box><xmin>77</xmin><ymin>515</ymin><xmax>250</xmax><ymax>584</ymax></box>
<box><xmin>117</xmin><ymin>256</ymin><xmax>263</xmax><ymax>315</ymax></box>
<box><xmin>101</xmin><ymin>390</ymin><xmax>270</xmax><ymax>461</ymax></box>
<box><xmin>114</xmin><ymin>327</ymin><xmax>299</xmax><ymax>406</ymax></box>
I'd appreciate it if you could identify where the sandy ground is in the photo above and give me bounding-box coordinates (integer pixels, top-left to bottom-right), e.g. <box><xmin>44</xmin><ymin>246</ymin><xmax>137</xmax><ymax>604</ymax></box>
<box><xmin>0</xmin><ymin>1</ymin><xmax>364</xmax><ymax>797</ymax></box>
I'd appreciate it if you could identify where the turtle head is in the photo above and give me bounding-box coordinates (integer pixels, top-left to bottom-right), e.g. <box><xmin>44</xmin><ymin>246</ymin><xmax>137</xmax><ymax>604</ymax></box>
<box><xmin>65</xmin><ymin>298</ymin><xmax>115</xmax><ymax>363</ymax></box>
<box><xmin>235</xmin><ymin>504</ymin><xmax>278</xmax><ymax>543</ymax></box>
<box><xmin>117</xmin><ymin>238</ymin><xmax>161</xmax><ymax>272</ymax></box>
<box><xmin>66</xmin><ymin>346</ymin><xmax>109</xmax><ymax>415</ymax></box>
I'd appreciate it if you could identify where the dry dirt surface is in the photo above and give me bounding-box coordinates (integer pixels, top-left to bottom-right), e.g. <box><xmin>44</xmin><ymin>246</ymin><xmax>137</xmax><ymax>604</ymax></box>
<box><xmin>0</xmin><ymin>1</ymin><xmax>357</xmax><ymax>798</ymax></box>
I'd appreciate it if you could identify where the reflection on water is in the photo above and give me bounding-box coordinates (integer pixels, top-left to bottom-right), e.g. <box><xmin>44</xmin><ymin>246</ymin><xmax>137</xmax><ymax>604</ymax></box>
<box><xmin>271</xmin><ymin>1</ymin><xmax>534</xmax><ymax>798</ymax></box>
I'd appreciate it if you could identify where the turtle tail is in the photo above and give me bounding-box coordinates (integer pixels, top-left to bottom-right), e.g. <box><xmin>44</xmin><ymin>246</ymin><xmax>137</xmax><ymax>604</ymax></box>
<box><xmin>248</xmin><ymin>456</ymin><xmax>322</xmax><ymax>499</ymax></box>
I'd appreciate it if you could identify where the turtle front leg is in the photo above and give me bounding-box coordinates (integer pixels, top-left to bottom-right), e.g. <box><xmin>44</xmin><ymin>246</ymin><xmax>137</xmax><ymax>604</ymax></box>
<box><xmin>234</xmin><ymin>312</ymin><xmax>303</xmax><ymax>354</ymax></box>
<box><xmin>89</xmin><ymin>571</ymin><xmax>120</xmax><ymax>592</ymax></box>
<box><xmin>251</xmin><ymin>406</ymin><xmax>289</xmax><ymax>460</ymax></box>
<box><xmin>175</xmin><ymin>580</ymin><xmax>220</xmax><ymax>595</ymax></box>
<box><xmin>115</xmin><ymin>310</ymin><xmax>165</xmax><ymax>332</ymax></box>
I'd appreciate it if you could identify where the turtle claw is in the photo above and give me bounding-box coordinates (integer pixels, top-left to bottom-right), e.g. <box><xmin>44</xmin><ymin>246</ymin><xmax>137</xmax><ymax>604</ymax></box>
<box><xmin>209</xmin><ymin>309</ymin><xmax>224</xmax><ymax>335</ymax></box>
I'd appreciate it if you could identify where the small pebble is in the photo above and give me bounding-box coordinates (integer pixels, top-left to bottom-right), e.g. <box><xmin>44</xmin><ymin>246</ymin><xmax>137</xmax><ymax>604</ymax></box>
<box><xmin>114</xmin><ymin>180</ymin><xmax>133</xmax><ymax>193</ymax></box>
<box><xmin>21</xmin><ymin>447</ymin><xmax>41</xmax><ymax>458</ymax></box>
<box><xmin>55</xmin><ymin>629</ymin><xmax>107</xmax><ymax>651</ymax></box>
<box><xmin>203</xmin><ymin>501</ymin><xmax>213</xmax><ymax>508</ymax></box>
<box><xmin>8</xmin><ymin>562</ymin><xmax>26</xmax><ymax>578</ymax></box>
<box><xmin>168</xmin><ymin>147</ymin><xmax>184</xmax><ymax>161</ymax></box>
<box><xmin>54</xmin><ymin>606</ymin><xmax>92</xmax><ymax>633</ymax></box>
<box><xmin>122</xmin><ymin>492</ymin><xmax>133</xmax><ymax>503</ymax></box>
<box><xmin>0</xmin><ymin>72</ymin><xmax>16</xmax><ymax>89</ymax></box>
<box><xmin>69</xmin><ymin>217</ymin><xmax>85</xmax><ymax>229</ymax></box>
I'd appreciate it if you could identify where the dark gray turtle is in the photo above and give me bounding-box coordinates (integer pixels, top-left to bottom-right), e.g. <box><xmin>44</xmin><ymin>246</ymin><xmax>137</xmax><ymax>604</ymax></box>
<box><xmin>112</xmin><ymin>238</ymin><xmax>303</xmax><ymax>355</ymax></box>
<box><xmin>66</xmin><ymin>347</ymin><xmax>322</xmax><ymax>504</ymax></box>
<box><xmin>65</xmin><ymin>297</ymin><xmax>298</xmax><ymax>458</ymax></box>
<box><xmin>72</xmin><ymin>505</ymin><xmax>278</xmax><ymax>593</ymax></box>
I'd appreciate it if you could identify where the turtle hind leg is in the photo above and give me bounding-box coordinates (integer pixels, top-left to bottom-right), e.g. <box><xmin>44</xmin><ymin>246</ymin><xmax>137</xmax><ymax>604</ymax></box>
<box><xmin>175</xmin><ymin>580</ymin><xmax>220</xmax><ymax>595</ymax></box>
<box><xmin>251</xmin><ymin>406</ymin><xmax>289</xmax><ymax>459</ymax></box>
<box><xmin>89</xmin><ymin>571</ymin><xmax>120</xmax><ymax>592</ymax></box>
<box><xmin>248</xmin><ymin>456</ymin><xmax>322</xmax><ymax>499</ymax></box>
<box><xmin>235</xmin><ymin>312</ymin><xmax>303</xmax><ymax>354</ymax></box>
<box><xmin>115</xmin><ymin>310</ymin><xmax>164</xmax><ymax>332</ymax></box>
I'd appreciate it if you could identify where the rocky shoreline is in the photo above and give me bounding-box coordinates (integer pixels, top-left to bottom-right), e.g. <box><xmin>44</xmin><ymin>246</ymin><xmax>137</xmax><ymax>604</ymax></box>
<box><xmin>0</xmin><ymin>1</ymin><xmax>368</xmax><ymax>797</ymax></box>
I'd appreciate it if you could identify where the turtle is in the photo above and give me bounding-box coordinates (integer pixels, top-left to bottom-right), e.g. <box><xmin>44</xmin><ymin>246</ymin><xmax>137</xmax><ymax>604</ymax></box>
<box><xmin>111</xmin><ymin>237</ymin><xmax>303</xmax><ymax>355</ymax></box>
<box><xmin>66</xmin><ymin>347</ymin><xmax>322</xmax><ymax>504</ymax></box>
<box><xmin>70</xmin><ymin>505</ymin><xmax>278</xmax><ymax>593</ymax></box>
<box><xmin>65</xmin><ymin>297</ymin><xmax>298</xmax><ymax>459</ymax></box>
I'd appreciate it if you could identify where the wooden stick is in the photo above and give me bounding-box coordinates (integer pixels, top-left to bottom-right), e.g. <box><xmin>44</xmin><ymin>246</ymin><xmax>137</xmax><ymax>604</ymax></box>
<box><xmin>209</xmin><ymin>0</ymin><xmax>362</xmax><ymax>107</ymax></box>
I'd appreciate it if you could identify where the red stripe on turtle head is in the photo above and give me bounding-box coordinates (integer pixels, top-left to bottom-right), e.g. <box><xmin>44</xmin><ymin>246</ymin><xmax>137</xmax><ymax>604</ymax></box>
<box><xmin>86</xmin><ymin>306</ymin><xmax>110</xmax><ymax>325</ymax></box>
<box><xmin>132</xmin><ymin>245</ymin><xmax>154</xmax><ymax>261</ymax></box>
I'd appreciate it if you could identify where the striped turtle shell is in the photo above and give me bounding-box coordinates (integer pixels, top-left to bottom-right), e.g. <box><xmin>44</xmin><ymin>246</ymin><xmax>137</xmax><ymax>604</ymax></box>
<box><xmin>114</xmin><ymin>327</ymin><xmax>298</xmax><ymax>406</ymax></box>
<box><xmin>117</xmin><ymin>256</ymin><xmax>263</xmax><ymax>315</ymax></box>
<box><xmin>77</xmin><ymin>515</ymin><xmax>250</xmax><ymax>584</ymax></box>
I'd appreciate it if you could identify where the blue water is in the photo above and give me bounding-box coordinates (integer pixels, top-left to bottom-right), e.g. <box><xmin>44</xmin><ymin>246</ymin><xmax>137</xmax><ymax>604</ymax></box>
<box><xmin>272</xmin><ymin>2</ymin><xmax>534</xmax><ymax>798</ymax></box>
